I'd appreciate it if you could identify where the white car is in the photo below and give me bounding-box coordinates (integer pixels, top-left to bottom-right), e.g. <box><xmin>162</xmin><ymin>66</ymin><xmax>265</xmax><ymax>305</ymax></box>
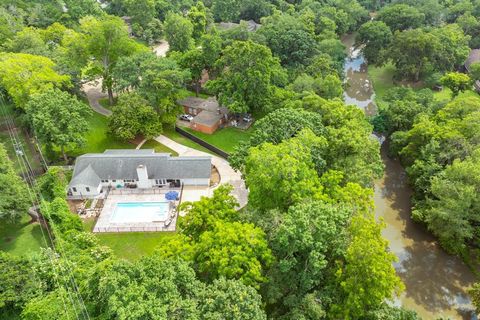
<box><xmin>180</xmin><ymin>114</ymin><xmax>194</xmax><ymax>122</ymax></box>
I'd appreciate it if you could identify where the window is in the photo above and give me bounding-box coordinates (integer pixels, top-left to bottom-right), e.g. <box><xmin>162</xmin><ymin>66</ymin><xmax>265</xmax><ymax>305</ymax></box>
<box><xmin>101</xmin><ymin>179</ymin><xmax>108</xmax><ymax>183</ymax></box>
<box><xmin>112</xmin><ymin>180</ymin><xmax>116</xmax><ymax>182</ymax></box>
<box><xmin>72</xmin><ymin>187</ymin><xmax>77</xmax><ymax>192</ymax></box>
<box><xmin>86</xmin><ymin>187</ymin><xmax>90</xmax><ymax>192</ymax></box>
<box><xmin>155</xmin><ymin>179</ymin><xmax>166</xmax><ymax>185</ymax></box>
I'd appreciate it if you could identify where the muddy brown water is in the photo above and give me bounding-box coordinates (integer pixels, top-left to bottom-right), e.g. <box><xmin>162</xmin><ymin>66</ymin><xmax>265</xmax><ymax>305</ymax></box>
<box><xmin>342</xmin><ymin>33</ymin><xmax>477</xmax><ymax>319</ymax></box>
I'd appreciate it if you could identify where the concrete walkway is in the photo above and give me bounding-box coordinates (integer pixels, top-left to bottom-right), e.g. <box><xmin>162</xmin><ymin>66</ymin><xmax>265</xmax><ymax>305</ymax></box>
<box><xmin>155</xmin><ymin>135</ymin><xmax>248</xmax><ymax>208</ymax></box>
<box><xmin>82</xmin><ymin>80</ymin><xmax>112</xmax><ymax>116</ymax></box>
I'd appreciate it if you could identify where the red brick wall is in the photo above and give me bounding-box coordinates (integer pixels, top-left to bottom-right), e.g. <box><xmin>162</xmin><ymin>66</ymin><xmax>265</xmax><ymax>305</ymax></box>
<box><xmin>191</xmin><ymin>121</ymin><xmax>220</xmax><ymax>134</ymax></box>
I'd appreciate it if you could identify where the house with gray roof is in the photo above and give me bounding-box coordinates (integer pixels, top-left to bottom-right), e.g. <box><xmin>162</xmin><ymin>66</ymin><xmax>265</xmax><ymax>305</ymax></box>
<box><xmin>177</xmin><ymin>97</ymin><xmax>229</xmax><ymax>134</ymax></box>
<box><xmin>67</xmin><ymin>149</ymin><xmax>211</xmax><ymax>199</ymax></box>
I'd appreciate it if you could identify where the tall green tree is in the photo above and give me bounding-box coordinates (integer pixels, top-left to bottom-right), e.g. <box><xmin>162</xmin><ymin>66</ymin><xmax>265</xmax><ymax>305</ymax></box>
<box><xmin>195</xmin><ymin>220</ymin><xmax>272</xmax><ymax>288</ymax></box>
<box><xmin>333</xmin><ymin>213</ymin><xmax>404</xmax><ymax>319</ymax></box>
<box><xmin>440</xmin><ymin>72</ymin><xmax>472</xmax><ymax>97</ymax></box>
<box><xmin>0</xmin><ymin>143</ymin><xmax>30</xmax><ymax>223</ymax></box>
<box><xmin>377</xmin><ymin>4</ymin><xmax>425</xmax><ymax>31</ymax></box>
<box><xmin>80</xmin><ymin>15</ymin><xmax>144</xmax><ymax>104</ymax></box>
<box><xmin>26</xmin><ymin>88</ymin><xmax>91</xmax><ymax>162</ymax></box>
<box><xmin>356</xmin><ymin>21</ymin><xmax>392</xmax><ymax>65</ymax></box>
<box><xmin>387</xmin><ymin>28</ymin><xmax>438</xmax><ymax>81</ymax></box>
<box><xmin>108</xmin><ymin>92</ymin><xmax>163</xmax><ymax>141</ymax></box>
<box><xmin>187</xmin><ymin>1</ymin><xmax>208</xmax><ymax>40</ymax></box>
<box><xmin>0</xmin><ymin>53</ymin><xmax>70</xmax><ymax>108</ymax></box>
<box><xmin>164</xmin><ymin>12</ymin><xmax>194</xmax><ymax>53</ymax></box>
<box><xmin>206</xmin><ymin>40</ymin><xmax>286</xmax><ymax>113</ymax></box>
<box><xmin>244</xmin><ymin>129</ymin><xmax>326</xmax><ymax>211</ymax></box>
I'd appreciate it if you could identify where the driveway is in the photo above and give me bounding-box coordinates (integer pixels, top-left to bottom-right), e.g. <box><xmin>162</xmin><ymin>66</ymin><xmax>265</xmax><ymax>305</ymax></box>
<box><xmin>82</xmin><ymin>80</ymin><xmax>112</xmax><ymax>116</ymax></box>
<box><xmin>155</xmin><ymin>135</ymin><xmax>248</xmax><ymax>208</ymax></box>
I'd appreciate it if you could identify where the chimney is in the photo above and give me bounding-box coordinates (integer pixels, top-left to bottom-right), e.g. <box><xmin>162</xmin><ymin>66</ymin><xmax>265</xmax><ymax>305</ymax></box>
<box><xmin>136</xmin><ymin>165</ymin><xmax>150</xmax><ymax>188</ymax></box>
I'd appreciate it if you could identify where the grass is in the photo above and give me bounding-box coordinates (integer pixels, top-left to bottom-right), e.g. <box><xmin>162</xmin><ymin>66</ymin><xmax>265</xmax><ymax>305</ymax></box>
<box><xmin>162</xmin><ymin>126</ymin><xmax>215</xmax><ymax>155</ymax></box>
<box><xmin>368</xmin><ymin>63</ymin><xmax>479</xmax><ymax>103</ymax></box>
<box><xmin>368</xmin><ymin>62</ymin><xmax>396</xmax><ymax>100</ymax></box>
<box><xmin>183</xmin><ymin>126</ymin><xmax>253</xmax><ymax>153</ymax></box>
<box><xmin>83</xmin><ymin>218</ymin><xmax>175</xmax><ymax>260</ymax></box>
<box><xmin>0</xmin><ymin>214</ymin><xmax>47</xmax><ymax>257</ymax></box>
<box><xmin>140</xmin><ymin>139</ymin><xmax>179</xmax><ymax>156</ymax></box>
<box><xmin>98</xmin><ymin>97</ymin><xmax>117</xmax><ymax>111</ymax></box>
<box><xmin>66</xmin><ymin>112</ymin><xmax>135</xmax><ymax>158</ymax></box>
<box><xmin>178</xmin><ymin>89</ymin><xmax>210</xmax><ymax>99</ymax></box>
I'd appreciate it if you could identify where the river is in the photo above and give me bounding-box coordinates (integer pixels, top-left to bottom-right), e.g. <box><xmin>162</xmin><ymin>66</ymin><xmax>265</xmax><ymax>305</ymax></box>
<box><xmin>342</xmin><ymin>33</ymin><xmax>478</xmax><ymax>319</ymax></box>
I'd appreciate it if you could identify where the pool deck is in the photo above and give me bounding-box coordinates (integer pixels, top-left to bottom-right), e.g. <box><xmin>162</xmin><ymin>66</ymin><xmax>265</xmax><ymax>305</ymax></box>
<box><xmin>94</xmin><ymin>194</ymin><xmax>178</xmax><ymax>233</ymax></box>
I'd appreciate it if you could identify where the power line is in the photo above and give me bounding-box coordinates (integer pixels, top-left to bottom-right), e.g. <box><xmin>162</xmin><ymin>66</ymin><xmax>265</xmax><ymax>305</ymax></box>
<box><xmin>0</xmin><ymin>95</ymin><xmax>90</xmax><ymax>320</ymax></box>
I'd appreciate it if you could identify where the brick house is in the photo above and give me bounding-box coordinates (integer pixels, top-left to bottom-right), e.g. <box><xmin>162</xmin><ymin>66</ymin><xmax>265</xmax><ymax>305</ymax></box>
<box><xmin>177</xmin><ymin>97</ymin><xmax>229</xmax><ymax>134</ymax></box>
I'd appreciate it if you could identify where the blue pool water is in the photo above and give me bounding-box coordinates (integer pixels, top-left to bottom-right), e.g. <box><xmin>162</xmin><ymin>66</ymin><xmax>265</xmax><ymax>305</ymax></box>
<box><xmin>111</xmin><ymin>202</ymin><xmax>169</xmax><ymax>223</ymax></box>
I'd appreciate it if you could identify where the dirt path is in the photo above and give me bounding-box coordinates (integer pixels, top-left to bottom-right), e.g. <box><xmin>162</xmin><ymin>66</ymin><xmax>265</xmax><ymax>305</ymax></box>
<box><xmin>152</xmin><ymin>41</ymin><xmax>169</xmax><ymax>57</ymax></box>
<box><xmin>155</xmin><ymin>135</ymin><xmax>248</xmax><ymax>208</ymax></box>
<box><xmin>82</xmin><ymin>80</ymin><xmax>112</xmax><ymax>116</ymax></box>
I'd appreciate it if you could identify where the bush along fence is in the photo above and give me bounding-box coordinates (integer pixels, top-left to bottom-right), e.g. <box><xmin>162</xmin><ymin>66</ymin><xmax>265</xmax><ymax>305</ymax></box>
<box><xmin>174</xmin><ymin>126</ymin><xmax>230</xmax><ymax>159</ymax></box>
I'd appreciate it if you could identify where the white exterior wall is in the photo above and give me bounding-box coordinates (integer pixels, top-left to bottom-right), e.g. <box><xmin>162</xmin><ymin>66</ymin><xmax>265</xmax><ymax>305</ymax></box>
<box><xmin>69</xmin><ymin>183</ymin><xmax>102</xmax><ymax>197</ymax></box>
<box><xmin>182</xmin><ymin>178</ymin><xmax>210</xmax><ymax>186</ymax></box>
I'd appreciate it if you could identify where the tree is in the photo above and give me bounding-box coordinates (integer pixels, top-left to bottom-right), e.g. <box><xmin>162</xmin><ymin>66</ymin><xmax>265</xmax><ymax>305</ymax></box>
<box><xmin>387</xmin><ymin>28</ymin><xmax>438</xmax><ymax>81</ymax></box>
<box><xmin>206</xmin><ymin>40</ymin><xmax>286</xmax><ymax>113</ymax></box>
<box><xmin>164</xmin><ymin>12</ymin><xmax>194</xmax><ymax>53</ymax></box>
<box><xmin>0</xmin><ymin>252</ymin><xmax>46</xmax><ymax>314</ymax></box>
<box><xmin>108</xmin><ymin>93</ymin><xmax>162</xmax><ymax>141</ymax></box>
<box><xmin>377</xmin><ymin>4</ymin><xmax>425</xmax><ymax>32</ymax></box>
<box><xmin>179</xmin><ymin>48</ymin><xmax>205</xmax><ymax>96</ymax></box>
<box><xmin>0</xmin><ymin>53</ymin><xmax>70</xmax><ymax>108</ymax></box>
<box><xmin>0</xmin><ymin>143</ymin><xmax>30</xmax><ymax>223</ymax></box>
<box><xmin>257</xmin><ymin>12</ymin><xmax>319</xmax><ymax>67</ymax></box>
<box><xmin>80</xmin><ymin>16</ymin><xmax>144</xmax><ymax>104</ymax></box>
<box><xmin>416</xmin><ymin>150</ymin><xmax>480</xmax><ymax>255</ymax></box>
<box><xmin>26</xmin><ymin>89</ymin><xmax>91</xmax><ymax>162</ymax></box>
<box><xmin>195</xmin><ymin>220</ymin><xmax>272</xmax><ymax>288</ymax></box>
<box><xmin>431</xmin><ymin>24</ymin><xmax>471</xmax><ymax>73</ymax></box>
<box><xmin>199</xmin><ymin>278</ymin><xmax>267</xmax><ymax>320</ymax></box>
<box><xmin>440</xmin><ymin>72</ymin><xmax>472</xmax><ymax>97</ymax></box>
<box><xmin>21</xmin><ymin>289</ymin><xmax>78</xmax><ymax>320</ymax></box>
<box><xmin>200</xmin><ymin>30</ymin><xmax>223</xmax><ymax>72</ymax></box>
<box><xmin>356</xmin><ymin>21</ymin><xmax>392</xmax><ymax>65</ymax></box>
<box><xmin>0</xmin><ymin>7</ymin><xmax>24</xmax><ymax>44</ymax></box>
<box><xmin>244</xmin><ymin>129</ymin><xmax>326</xmax><ymax>211</ymax></box>
<box><xmin>333</xmin><ymin>212</ymin><xmax>404</xmax><ymax>318</ymax></box>
<box><xmin>266</xmin><ymin>201</ymin><xmax>351</xmax><ymax>316</ymax></box>
<box><xmin>469</xmin><ymin>62</ymin><xmax>480</xmax><ymax>82</ymax></box>
<box><xmin>5</xmin><ymin>26</ymin><xmax>49</xmax><ymax>56</ymax></box>
<box><xmin>88</xmin><ymin>257</ymin><xmax>204</xmax><ymax>319</ymax></box>
<box><xmin>211</xmin><ymin>0</ymin><xmax>241</xmax><ymax>22</ymax></box>
<box><xmin>187</xmin><ymin>1</ymin><xmax>207</xmax><ymax>40</ymax></box>
<box><xmin>179</xmin><ymin>184</ymin><xmax>238</xmax><ymax>241</ymax></box>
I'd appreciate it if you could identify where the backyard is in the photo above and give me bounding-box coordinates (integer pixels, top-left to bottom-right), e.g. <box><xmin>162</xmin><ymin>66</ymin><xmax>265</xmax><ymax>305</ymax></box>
<box><xmin>140</xmin><ymin>139</ymin><xmax>179</xmax><ymax>156</ymax></box>
<box><xmin>83</xmin><ymin>217</ymin><xmax>175</xmax><ymax>260</ymax></box>
<box><xmin>0</xmin><ymin>214</ymin><xmax>47</xmax><ymax>257</ymax></box>
<box><xmin>182</xmin><ymin>126</ymin><xmax>253</xmax><ymax>153</ymax></box>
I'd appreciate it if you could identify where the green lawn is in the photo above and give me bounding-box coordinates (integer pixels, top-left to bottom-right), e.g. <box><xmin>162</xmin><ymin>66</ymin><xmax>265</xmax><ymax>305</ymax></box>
<box><xmin>0</xmin><ymin>214</ymin><xmax>47</xmax><ymax>257</ymax></box>
<box><xmin>140</xmin><ymin>139</ymin><xmax>179</xmax><ymax>156</ymax></box>
<box><xmin>183</xmin><ymin>126</ymin><xmax>253</xmax><ymax>153</ymax></box>
<box><xmin>163</xmin><ymin>126</ymin><xmax>215</xmax><ymax>155</ymax></box>
<box><xmin>83</xmin><ymin>218</ymin><xmax>175</xmax><ymax>260</ymax></box>
<box><xmin>368</xmin><ymin>62</ymin><xmax>396</xmax><ymax>100</ymax></box>
<box><xmin>98</xmin><ymin>97</ymin><xmax>116</xmax><ymax>110</ymax></box>
<box><xmin>67</xmin><ymin>112</ymin><xmax>135</xmax><ymax>158</ymax></box>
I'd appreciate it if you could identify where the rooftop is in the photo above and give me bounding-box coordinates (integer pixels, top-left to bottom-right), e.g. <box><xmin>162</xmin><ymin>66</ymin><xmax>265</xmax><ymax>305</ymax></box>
<box><xmin>69</xmin><ymin>149</ymin><xmax>211</xmax><ymax>188</ymax></box>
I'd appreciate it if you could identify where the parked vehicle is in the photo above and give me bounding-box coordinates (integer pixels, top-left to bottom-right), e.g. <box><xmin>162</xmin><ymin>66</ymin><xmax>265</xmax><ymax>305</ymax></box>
<box><xmin>180</xmin><ymin>114</ymin><xmax>194</xmax><ymax>121</ymax></box>
<box><xmin>243</xmin><ymin>114</ymin><xmax>253</xmax><ymax>122</ymax></box>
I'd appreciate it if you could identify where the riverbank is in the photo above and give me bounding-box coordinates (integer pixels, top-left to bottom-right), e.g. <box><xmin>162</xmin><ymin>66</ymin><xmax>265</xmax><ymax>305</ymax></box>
<box><xmin>342</xmin><ymin>33</ymin><xmax>477</xmax><ymax>319</ymax></box>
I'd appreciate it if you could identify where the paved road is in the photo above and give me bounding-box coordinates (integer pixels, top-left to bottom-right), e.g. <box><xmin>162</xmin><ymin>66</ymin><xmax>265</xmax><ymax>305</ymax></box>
<box><xmin>82</xmin><ymin>80</ymin><xmax>112</xmax><ymax>116</ymax></box>
<box><xmin>155</xmin><ymin>135</ymin><xmax>248</xmax><ymax>208</ymax></box>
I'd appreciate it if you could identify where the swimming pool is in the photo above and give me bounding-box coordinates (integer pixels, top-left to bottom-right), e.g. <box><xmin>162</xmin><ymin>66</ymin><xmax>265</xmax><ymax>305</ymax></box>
<box><xmin>110</xmin><ymin>202</ymin><xmax>169</xmax><ymax>223</ymax></box>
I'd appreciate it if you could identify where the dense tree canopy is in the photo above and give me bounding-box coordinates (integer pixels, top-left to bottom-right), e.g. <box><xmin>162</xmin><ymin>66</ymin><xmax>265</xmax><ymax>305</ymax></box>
<box><xmin>0</xmin><ymin>143</ymin><xmax>30</xmax><ymax>223</ymax></box>
<box><xmin>26</xmin><ymin>88</ymin><xmax>91</xmax><ymax>161</ymax></box>
<box><xmin>206</xmin><ymin>40</ymin><xmax>286</xmax><ymax>113</ymax></box>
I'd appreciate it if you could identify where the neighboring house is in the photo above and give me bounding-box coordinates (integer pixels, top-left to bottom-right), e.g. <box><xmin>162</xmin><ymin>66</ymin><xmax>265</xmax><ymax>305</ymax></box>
<box><xmin>67</xmin><ymin>149</ymin><xmax>211</xmax><ymax>199</ymax></box>
<box><xmin>464</xmin><ymin>49</ymin><xmax>480</xmax><ymax>91</ymax></box>
<box><xmin>217</xmin><ymin>20</ymin><xmax>261</xmax><ymax>32</ymax></box>
<box><xmin>177</xmin><ymin>97</ymin><xmax>229</xmax><ymax>134</ymax></box>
